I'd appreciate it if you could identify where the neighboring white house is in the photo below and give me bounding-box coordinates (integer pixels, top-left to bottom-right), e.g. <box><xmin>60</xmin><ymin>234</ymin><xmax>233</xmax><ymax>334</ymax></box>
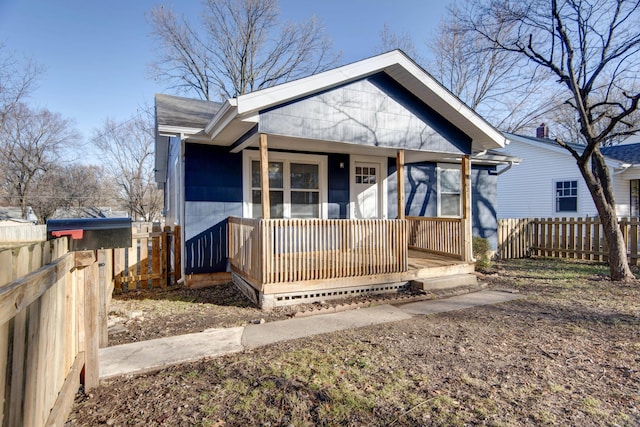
<box><xmin>497</xmin><ymin>126</ymin><xmax>640</xmax><ymax>219</ymax></box>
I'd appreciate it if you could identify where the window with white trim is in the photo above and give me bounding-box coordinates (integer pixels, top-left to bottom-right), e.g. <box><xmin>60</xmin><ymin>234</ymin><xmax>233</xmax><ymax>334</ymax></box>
<box><xmin>244</xmin><ymin>151</ymin><xmax>326</xmax><ymax>219</ymax></box>
<box><xmin>437</xmin><ymin>164</ymin><xmax>461</xmax><ymax>217</ymax></box>
<box><xmin>555</xmin><ymin>180</ymin><xmax>578</xmax><ymax>212</ymax></box>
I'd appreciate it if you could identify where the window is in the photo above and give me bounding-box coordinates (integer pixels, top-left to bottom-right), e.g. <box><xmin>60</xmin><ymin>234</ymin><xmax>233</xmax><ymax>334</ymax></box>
<box><xmin>555</xmin><ymin>180</ymin><xmax>578</xmax><ymax>212</ymax></box>
<box><xmin>355</xmin><ymin>166</ymin><xmax>376</xmax><ymax>184</ymax></box>
<box><xmin>244</xmin><ymin>151</ymin><xmax>326</xmax><ymax>219</ymax></box>
<box><xmin>437</xmin><ymin>164</ymin><xmax>461</xmax><ymax>217</ymax></box>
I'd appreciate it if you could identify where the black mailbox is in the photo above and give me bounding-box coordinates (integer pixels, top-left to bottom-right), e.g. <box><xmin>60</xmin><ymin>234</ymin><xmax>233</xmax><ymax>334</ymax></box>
<box><xmin>46</xmin><ymin>217</ymin><xmax>132</xmax><ymax>251</ymax></box>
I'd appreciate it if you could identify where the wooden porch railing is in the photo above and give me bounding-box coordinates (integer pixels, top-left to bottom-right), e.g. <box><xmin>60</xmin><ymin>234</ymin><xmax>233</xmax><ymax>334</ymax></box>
<box><xmin>229</xmin><ymin>218</ymin><xmax>408</xmax><ymax>286</ymax></box>
<box><xmin>228</xmin><ymin>217</ymin><xmax>264</xmax><ymax>284</ymax></box>
<box><xmin>407</xmin><ymin>216</ymin><xmax>463</xmax><ymax>259</ymax></box>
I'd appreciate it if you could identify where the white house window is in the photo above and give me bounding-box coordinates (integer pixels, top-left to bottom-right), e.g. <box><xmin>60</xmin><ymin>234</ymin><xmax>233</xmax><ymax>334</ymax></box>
<box><xmin>437</xmin><ymin>164</ymin><xmax>461</xmax><ymax>217</ymax></box>
<box><xmin>244</xmin><ymin>151</ymin><xmax>326</xmax><ymax>219</ymax></box>
<box><xmin>555</xmin><ymin>180</ymin><xmax>578</xmax><ymax>212</ymax></box>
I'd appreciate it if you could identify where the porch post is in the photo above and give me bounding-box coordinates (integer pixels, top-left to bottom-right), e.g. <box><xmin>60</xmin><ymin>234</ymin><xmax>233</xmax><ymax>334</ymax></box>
<box><xmin>397</xmin><ymin>150</ymin><xmax>405</xmax><ymax>219</ymax></box>
<box><xmin>461</xmin><ymin>155</ymin><xmax>472</xmax><ymax>261</ymax></box>
<box><xmin>259</xmin><ymin>133</ymin><xmax>270</xmax><ymax>219</ymax></box>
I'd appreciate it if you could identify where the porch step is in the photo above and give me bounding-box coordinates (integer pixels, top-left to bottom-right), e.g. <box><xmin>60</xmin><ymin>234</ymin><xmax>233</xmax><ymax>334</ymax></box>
<box><xmin>408</xmin><ymin>262</ymin><xmax>476</xmax><ymax>280</ymax></box>
<box><xmin>411</xmin><ymin>273</ymin><xmax>478</xmax><ymax>291</ymax></box>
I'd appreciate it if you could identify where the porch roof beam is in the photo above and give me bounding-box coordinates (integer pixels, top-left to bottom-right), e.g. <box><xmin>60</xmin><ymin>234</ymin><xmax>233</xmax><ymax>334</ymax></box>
<box><xmin>461</xmin><ymin>155</ymin><xmax>472</xmax><ymax>262</ymax></box>
<box><xmin>260</xmin><ymin>133</ymin><xmax>270</xmax><ymax>219</ymax></box>
<box><xmin>397</xmin><ymin>150</ymin><xmax>405</xmax><ymax>220</ymax></box>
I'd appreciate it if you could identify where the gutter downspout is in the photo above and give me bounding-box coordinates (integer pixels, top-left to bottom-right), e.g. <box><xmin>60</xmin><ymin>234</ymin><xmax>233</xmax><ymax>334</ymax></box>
<box><xmin>496</xmin><ymin>161</ymin><xmax>515</xmax><ymax>176</ymax></box>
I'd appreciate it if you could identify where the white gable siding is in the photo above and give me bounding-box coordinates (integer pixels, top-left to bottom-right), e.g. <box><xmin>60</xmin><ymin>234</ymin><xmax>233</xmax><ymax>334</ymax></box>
<box><xmin>497</xmin><ymin>139</ymin><xmax>599</xmax><ymax>219</ymax></box>
<box><xmin>497</xmin><ymin>138</ymin><xmax>633</xmax><ymax>219</ymax></box>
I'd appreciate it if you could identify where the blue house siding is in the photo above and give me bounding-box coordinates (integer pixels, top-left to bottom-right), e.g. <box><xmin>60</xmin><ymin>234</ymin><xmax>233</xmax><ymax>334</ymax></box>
<box><xmin>388</xmin><ymin>161</ymin><xmax>498</xmax><ymax>249</ymax></box>
<box><xmin>184</xmin><ymin>144</ymin><xmax>243</xmax><ymax>274</ymax></box>
<box><xmin>471</xmin><ymin>166</ymin><xmax>498</xmax><ymax>249</ymax></box>
<box><xmin>181</xmin><ymin>145</ymin><xmax>499</xmax><ymax>275</ymax></box>
<box><xmin>405</xmin><ymin>163</ymin><xmax>438</xmax><ymax>217</ymax></box>
<box><xmin>328</xmin><ymin>153</ymin><xmax>350</xmax><ymax>219</ymax></box>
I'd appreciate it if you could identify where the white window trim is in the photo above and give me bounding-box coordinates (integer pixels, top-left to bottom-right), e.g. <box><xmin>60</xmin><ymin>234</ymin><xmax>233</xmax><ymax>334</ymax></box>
<box><xmin>437</xmin><ymin>163</ymin><xmax>462</xmax><ymax>218</ymax></box>
<box><xmin>349</xmin><ymin>155</ymin><xmax>388</xmax><ymax>219</ymax></box>
<box><xmin>242</xmin><ymin>150</ymin><xmax>328</xmax><ymax>218</ymax></box>
<box><xmin>553</xmin><ymin>178</ymin><xmax>579</xmax><ymax>213</ymax></box>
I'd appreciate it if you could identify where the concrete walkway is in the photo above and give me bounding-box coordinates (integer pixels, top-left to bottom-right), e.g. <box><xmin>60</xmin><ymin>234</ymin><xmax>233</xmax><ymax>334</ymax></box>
<box><xmin>99</xmin><ymin>289</ymin><xmax>522</xmax><ymax>380</ymax></box>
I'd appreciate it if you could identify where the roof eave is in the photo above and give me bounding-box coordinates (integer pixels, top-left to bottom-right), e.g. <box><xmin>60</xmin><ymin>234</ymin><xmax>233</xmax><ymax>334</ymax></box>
<box><xmin>204</xmin><ymin>99</ymin><xmax>238</xmax><ymax>138</ymax></box>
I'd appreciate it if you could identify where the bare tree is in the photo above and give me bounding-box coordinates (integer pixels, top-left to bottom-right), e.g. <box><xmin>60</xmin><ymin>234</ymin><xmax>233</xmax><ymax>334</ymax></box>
<box><xmin>427</xmin><ymin>4</ymin><xmax>559</xmax><ymax>133</ymax></box>
<box><xmin>92</xmin><ymin>112</ymin><xmax>163</xmax><ymax>221</ymax></box>
<box><xmin>148</xmin><ymin>0</ymin><xmax>340</xmax><ymax>100</ymax></box>
<box><xmin>467</xmin><ymin>0</ymin><xmax>640</xmax><ymax>281</ymax></box>
<box><xmin>375</xmin><ymin>23</ymin><xmax>424</xmax><ymax>64</ymax></box>
<box><xmin>0</xmin><ymin>103</ymin><xmax>80</xmax><ymax>219</ymax></box>
<box><xmin>0</xmin><ymin>44</ymin><xmax>42</xmax><ymax>132</ymax></box>
<box><xmin>28</xmin><ymin>164</ymin><xmax>116</xmax><ymax>223</ymax></box>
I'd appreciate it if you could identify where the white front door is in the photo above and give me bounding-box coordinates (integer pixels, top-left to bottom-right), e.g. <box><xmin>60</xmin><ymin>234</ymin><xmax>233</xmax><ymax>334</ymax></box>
<box><xmin>353</xmin><ymin>161</ymin><xmax>380</xmax><ymax>219</ymax></box>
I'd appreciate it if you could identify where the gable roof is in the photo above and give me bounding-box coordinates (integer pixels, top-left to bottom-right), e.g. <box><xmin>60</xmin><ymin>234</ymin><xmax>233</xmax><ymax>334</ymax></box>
<box><xmin>504</xmin><ymin>132</ymin><xmax>587</xmax><ymax>155</ymax></box>
<box><xmin>503</xmin><ymin>132</ymin><xmax>634</xmax><ymax>170</ymax></box>
<box><xmin>203</xmin><ymin>50</ymin><xmax>506</xmax><ymax>151</ymax></box>
<box><xmin>156</xmin><ymin>50</ymin><xmax>507</xmax><ymax>151</ymax></box>
<box><xmin>601</xmin><ymin>143</ymin><xmax>640</xmax><ymax>164</ymax></box>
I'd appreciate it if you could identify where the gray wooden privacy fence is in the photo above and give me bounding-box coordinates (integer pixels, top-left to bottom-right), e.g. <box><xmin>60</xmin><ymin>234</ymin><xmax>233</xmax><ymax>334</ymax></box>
<box><xmin>497</xmin><ymin>217</ymin><xmax>640</xmax><ymax>264</ymax></box>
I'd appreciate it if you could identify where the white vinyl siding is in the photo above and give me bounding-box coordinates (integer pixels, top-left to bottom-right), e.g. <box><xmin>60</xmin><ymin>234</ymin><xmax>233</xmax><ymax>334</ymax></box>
<box><xmin>497</xmin><ymin>139</ymin><xmax>599</xmax><ymax>219</ymax></box>
<box><xmin>497</xmin><ymin>137</ymin><xmax>634</xmax><ymax>219</ymax></box>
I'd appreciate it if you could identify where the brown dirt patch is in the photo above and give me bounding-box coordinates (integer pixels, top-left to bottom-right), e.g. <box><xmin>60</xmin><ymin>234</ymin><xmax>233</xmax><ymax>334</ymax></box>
<box><xmin>70</xmin><ymin>258</ymin><xmax>640</xmax><ymax>426</ymax></box>
<box><xmin>107</xmin><ymin>282</ymin><xmax>432</xmax><ymax>346</ymax></box>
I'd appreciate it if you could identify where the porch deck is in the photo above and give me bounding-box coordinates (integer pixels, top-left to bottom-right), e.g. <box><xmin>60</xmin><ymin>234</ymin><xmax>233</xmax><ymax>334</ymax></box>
<box><xmin>228</xmin><ymin>217</ymin><xmax>476</xmax><ymax>308</ymax></box>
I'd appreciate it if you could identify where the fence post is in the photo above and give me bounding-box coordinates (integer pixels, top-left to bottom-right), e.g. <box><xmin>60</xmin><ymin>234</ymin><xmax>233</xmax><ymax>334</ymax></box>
<box><xmin>631</xmin><ymin>218</ymin><xmax>638</xmax><ymax>266</ymax></box>
<box><xmin>75</xmin><ymin>251</ymin><xmax>99</xmax><ymax>391</ymax></box>
<box><xmin>174</xmin><ymin>225</ymin><xmax>182</xmax><ymax>284</ymax></box>
<box><xmin>163</xmin><ymin>226</ymin><xmax>171</xmax><ymax>288</ymax></box>
<box><xmin>97</xmin><ymin>250</ymin><xmax>109</xmax><ymax>348</ymax></box>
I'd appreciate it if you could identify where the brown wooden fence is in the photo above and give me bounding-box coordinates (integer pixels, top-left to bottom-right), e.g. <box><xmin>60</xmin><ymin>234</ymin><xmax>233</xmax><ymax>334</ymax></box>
<box><xmin>497</xmin><ymin>217</ymin><xmax>640</xmax><ymax>264</ymax></box>
<box><xmin>113</xmin><ymin>224</ymin><xmax>181</xmax><ymax>292</ymax></box>
<box><xmin>1</xmin><ymin>222</ymin><xmax>183</xmax><ymax>426</ymax></box>
<box><xmin>0</xmin><ymin>239</ymin><xmax>102</xmax><ymax>427</ymax></box>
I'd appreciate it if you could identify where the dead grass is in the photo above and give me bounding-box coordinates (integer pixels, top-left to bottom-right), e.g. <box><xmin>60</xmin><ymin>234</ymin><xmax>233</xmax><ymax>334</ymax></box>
<box><xmin>69</xmin><ymin>257</ymin><xmax>640</xmax><ymax>426</ymax></box>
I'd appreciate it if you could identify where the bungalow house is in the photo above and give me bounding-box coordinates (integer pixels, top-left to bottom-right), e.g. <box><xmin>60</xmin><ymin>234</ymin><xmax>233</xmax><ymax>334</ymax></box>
<box><xmin>154</xmin><ymin>50</ymin><xmax>514</xmax><ymax>308</ymax></box>
<box><xmin>497</xmin><ymin>126</ymin><xmax>640</xmax><ymax>219</ymax></box>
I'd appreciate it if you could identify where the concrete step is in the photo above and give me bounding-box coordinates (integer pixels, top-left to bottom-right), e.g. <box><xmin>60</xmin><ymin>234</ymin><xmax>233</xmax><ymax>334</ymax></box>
<box><xmin>411</xmin><ymin>273</ymin><xmax>478</xmax><ymax>291</ymax></box>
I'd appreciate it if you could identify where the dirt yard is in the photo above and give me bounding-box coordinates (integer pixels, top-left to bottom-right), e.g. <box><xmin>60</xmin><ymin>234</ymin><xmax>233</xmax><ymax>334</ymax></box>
<box><xmin>68</xmin><ymin>258</ymin><xmax>640</xmax><ymax>426</ymax></box>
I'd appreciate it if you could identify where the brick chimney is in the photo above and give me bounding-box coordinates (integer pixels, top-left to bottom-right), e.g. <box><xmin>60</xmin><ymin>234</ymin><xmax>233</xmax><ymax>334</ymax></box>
<box><xmin>536</xmin><ymin>123</ymin><xmax>549</xmax><ymax>138</ymax></box>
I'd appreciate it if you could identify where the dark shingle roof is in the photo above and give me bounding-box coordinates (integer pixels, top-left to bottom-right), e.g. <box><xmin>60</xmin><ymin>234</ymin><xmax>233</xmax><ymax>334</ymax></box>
<box><xmin>155</xmin><ymin>94</ymin><xmax>222</xmax><ymax>129</ymax></box>
<box><xmin>601</xmin><ymin>143</ymin><xmax>640</xmax><ymax>164</ymax></box>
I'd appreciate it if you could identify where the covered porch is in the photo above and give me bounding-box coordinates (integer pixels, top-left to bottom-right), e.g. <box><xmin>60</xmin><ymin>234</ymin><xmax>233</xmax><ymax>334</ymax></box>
<box><xmin>228</xmin><ymin>215</ymin><xmax>476</xmax><ymax>308</ymax></box>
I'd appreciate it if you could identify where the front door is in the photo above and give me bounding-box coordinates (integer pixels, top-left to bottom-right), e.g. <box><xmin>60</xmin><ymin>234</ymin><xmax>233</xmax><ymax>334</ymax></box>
<box><xmin>353</xmin><ymin>162</ymin><xmax>379</xmax><ymax>219</ymax></box>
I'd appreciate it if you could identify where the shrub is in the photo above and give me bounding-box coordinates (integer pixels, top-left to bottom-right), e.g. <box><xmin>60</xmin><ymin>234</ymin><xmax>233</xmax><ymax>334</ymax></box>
<box><xmin>472</xmin><ymin>236</ymin><xmax>492</xmax><ymax>270</ymax></box>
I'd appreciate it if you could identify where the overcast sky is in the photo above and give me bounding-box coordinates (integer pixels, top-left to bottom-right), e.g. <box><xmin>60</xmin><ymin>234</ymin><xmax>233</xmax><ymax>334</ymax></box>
<box><xmin>0</xmin><ymin>0</ymin><xmax>447</xmax><ymax>143</ymax></box>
